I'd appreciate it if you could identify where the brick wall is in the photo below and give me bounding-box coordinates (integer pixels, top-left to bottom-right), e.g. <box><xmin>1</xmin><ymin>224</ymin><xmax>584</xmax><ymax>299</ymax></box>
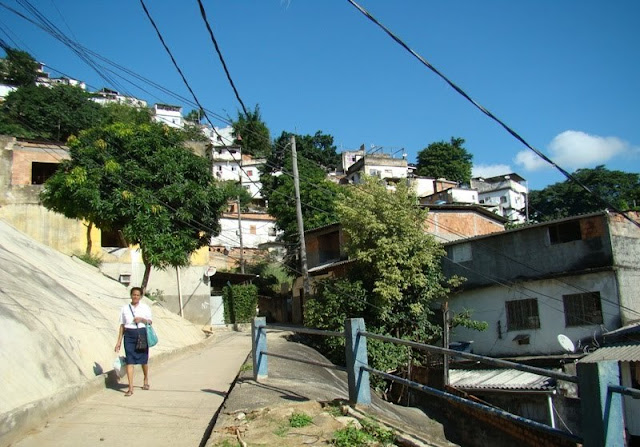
<box><xmin>427</xmin><ymin>210</ymin><xmax>504</xmax><ymax>241</ymax></box>
<box><xmin>11</xmin><ymin>148</ymin><xmax>67</xmax><ymax>185</ymax></box>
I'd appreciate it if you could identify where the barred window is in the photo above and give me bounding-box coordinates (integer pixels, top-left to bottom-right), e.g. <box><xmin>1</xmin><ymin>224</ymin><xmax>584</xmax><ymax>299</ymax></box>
<box><xmin>563</xmin><ymin>292</ymin><xmax>603</xmax><ymax>327</ymax></box>
<box><xmin>506</xmin><ymin>299</ymin><xmax>540</xmax><ymax>331</ymax></box>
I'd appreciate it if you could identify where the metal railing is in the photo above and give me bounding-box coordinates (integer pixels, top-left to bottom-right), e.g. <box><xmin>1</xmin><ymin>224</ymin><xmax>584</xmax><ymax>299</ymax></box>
<box><xmin>252</xmin><ymin>317</ymin><xmax>627</xmax><ymax>447</ymax></box>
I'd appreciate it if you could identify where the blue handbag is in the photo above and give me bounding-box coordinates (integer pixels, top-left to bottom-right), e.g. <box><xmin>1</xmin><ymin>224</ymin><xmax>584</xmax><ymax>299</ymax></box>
<box><xmin>146</xmin><ymin>324</ymin><xmax>158</xmax><ymax>347</ymax></box>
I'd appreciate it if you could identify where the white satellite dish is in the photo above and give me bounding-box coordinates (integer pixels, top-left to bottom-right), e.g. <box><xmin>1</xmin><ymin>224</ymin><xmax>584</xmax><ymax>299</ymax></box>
<box><xmin>204</xmin><ymin>267</ymin><xmax>217</xmax><ymax>277</ymax></box>
<box><xmin>557</xmin><ymin>334</ymin><xmax>575</xmax><ymax>353</ymax></box>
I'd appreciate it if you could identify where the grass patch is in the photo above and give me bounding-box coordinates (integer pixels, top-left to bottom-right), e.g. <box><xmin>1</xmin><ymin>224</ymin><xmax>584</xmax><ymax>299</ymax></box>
<box><xmin>239</xmin><ymin>362</ymin><xmax>252</xmax><ymax>372</ymax></box>
<box><xmin>289</xmin><ymin>411</ymin><xmax>313</xmax><ymax>428</ymax></box>
<box><xmin>274</xmin><ymin>424</ymin><xmax>289</xmax><ymax>437</ymax></box>
<box><xmin>210</xmin><ymin>440</ymin><xmax>239</xmax><ymax>447</ymax></box>
<box><xmin>75</xmin><ymin>252</ymin><xmax>102</xmax><ymax>268</ymax></box>
<box><xmin>332</xmin><ymin>418</ymin><xmax>395</xmax><ymax>446</ymax></box>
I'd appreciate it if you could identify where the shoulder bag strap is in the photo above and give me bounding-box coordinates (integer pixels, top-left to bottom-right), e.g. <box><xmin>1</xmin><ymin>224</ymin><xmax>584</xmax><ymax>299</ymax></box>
<box><xmin>129</xmin><ymin>304</ymin><xmax>140</xmax><ymax>328</ymax></box>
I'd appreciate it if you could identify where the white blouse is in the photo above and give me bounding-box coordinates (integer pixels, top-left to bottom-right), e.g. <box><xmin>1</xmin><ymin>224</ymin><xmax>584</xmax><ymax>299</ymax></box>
<box><xmin>119</xmin><ymin>302</ymin><xmax>153</xmax><ymax>329</ymax></box>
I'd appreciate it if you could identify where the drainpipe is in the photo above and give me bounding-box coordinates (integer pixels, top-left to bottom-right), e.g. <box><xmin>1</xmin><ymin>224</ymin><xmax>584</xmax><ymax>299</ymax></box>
<box><xmin>176</xmin><ymin>266</ymin><xmax>184</xmax><ymax>317</ymax></box>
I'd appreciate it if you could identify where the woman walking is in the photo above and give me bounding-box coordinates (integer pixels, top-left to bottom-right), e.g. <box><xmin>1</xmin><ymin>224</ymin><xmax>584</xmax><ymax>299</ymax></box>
<box><xmin>114</xmin><ymin>287</ymin><xmax>152</xmax><ymax>396</ymax></box>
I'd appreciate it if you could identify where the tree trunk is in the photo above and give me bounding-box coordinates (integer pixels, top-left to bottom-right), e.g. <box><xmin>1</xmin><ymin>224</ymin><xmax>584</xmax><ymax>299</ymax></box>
<box><xmin>141</xmin><ymin>261</ymin><xmax>152</xmax><ymax>294</ymax></box>
<box><xmin>85</xmin><ymin>222</ymin><xmax>93</xmax><ymax>255</ymax></box>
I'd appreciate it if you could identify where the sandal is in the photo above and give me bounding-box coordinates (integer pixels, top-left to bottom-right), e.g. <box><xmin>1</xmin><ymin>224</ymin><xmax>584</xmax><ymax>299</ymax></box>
<box><xmin>143</xmin><ymin>384</ymin><xmax>150</xmax><ymax>390</ymax></box>
<box><xmin>124</xmin><ymin>390</ymin><xmax>133</xmax><ymax>397</ymax></box>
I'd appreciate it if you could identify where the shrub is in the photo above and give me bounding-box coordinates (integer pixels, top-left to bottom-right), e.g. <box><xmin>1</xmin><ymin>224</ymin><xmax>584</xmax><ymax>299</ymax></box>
<box><xmin>223</xmin><ymin>283</ymin><xmax>258</xmax><ymax>324</ymax></box>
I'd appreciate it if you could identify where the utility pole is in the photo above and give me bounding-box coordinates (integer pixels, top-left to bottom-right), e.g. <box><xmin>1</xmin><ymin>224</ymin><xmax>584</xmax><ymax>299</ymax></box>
<box><xmin>291</xmin><ymin>135</ymin><xmax>310</xmax><ymax>298</ymax></box>
<box><xmin>237</xmin><ymin>196</ymin><xmax>245</xmax><ymax>273</ymax></box>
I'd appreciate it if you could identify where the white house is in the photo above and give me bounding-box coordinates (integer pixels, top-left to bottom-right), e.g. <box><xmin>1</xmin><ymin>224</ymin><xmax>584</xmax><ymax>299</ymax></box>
<box><xmin>344</xmin><ymin>153</ymin><xmax>408</xmax><ymax>186</ymax></box>
<box><xmin>239</xmin><ymin>156</ymin><xmax>265</xmax><ymax>201</ymax></box>
<box><xmin>442</xmin><ymin>211</ymin><xmax>640</xmax><ymax>357</ymax></box>
<box><xmin>91</xmin><ymin>88</ymin><xmax>147</xmax><ymax>108</ymax></box>
<box><xmin>470</xmin><ymin>173</ymin><xmax>529</xmax><ymax>224</ymax></box>
<box><xmin>152</xmin><ymin>103</ymin><xmax>183</xmax><ymax>128</ymax></box>
<box><xmin>211</xmin><ymin>145</ymin><xmax>242</xmax><ymax>182</ymax></box>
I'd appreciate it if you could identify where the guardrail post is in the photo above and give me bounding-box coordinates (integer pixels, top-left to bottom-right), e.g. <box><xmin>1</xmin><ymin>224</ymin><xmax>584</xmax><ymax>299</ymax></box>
<box><xmin>252</xmin><ymin>317</ymin><xmax>267</xmax><ymax>381</ymax></box>
<box><xmin>345</xmin><ymin>318</ymin><xmax>371</xmax><ymax>405</ymax></box>
<box><xmin>577</xmin><ymin>360</ymin><xmax>624</xmax><ymax>447</ymax></box>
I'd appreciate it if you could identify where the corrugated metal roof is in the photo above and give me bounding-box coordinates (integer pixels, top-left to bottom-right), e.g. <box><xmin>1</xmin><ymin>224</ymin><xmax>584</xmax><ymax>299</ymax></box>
<box><xmin>449</xmin><ymin>369</ymin><xmax>556</xmax><ymax>391</ymax></box>
<box><xmin>580</xmin><ymin>345</ymin><xmax>640</xmax><ymax>363</ymax></box>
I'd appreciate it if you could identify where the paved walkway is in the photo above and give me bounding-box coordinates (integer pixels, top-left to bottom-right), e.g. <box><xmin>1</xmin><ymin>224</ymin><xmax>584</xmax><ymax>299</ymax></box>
<box><xmin>13</xmin><ymin>331</ymin><xmax>252</xmax><ymax>447</ymax></box>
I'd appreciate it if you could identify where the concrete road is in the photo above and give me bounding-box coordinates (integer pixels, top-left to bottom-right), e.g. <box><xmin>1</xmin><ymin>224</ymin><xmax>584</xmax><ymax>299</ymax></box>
<box><xmin>12</xmin><ymin>331</ymin><xmax>252</xmax><ymax>447</ymax></box>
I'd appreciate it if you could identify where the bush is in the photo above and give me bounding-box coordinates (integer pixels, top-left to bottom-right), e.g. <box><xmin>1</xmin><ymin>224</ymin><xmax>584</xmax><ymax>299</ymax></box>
<box><xmin>223</xmin><ymin>283</ymin><xmax>258</xmax><ymax>324</ymax></box>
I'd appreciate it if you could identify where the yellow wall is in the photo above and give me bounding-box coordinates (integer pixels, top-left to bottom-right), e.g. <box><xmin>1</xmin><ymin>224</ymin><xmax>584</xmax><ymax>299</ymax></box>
<box><xmin>0</xmin><ymin>204</ymin><xmax>101</xmax><ymax>256</ymax></box>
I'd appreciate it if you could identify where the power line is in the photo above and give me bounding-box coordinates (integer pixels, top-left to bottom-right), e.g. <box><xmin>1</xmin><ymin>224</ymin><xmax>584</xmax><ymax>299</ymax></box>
<box><xmin>196</xmin><ymin>0</ymin><xmax>248</xmax><ymax>116</ymax></box>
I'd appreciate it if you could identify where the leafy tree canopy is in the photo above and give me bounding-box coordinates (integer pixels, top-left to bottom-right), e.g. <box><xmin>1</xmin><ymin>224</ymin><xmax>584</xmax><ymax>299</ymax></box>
<box><xmin>416</xmin><ymin>137</ymin><xmax>473</xmax><ymax>184</ymax></box>
<box><xmin>184</xmin><ymin>108</ymin><xmax>203</xmax><ymax>124</ymax></box>
<box><xmin>267</xmin><ymin>131</ymin><xmax>340</xmax><ymax>173</ymax></box>
<box><xmin>99</xmin><ymin>102</ymin><xmax>152</xmax><ymax>126</ymax></box>
<box><xmin>337</xmin><ymin>177</ymin><xmax>453</xmax><ymax>334</ymax></box>
<box><xmin>1</xmin><ymin>84</ymin><xmax>102</xmax><ymax>141</ymax></box>
<box><xmin>529</xmin><ymin>165</ymin><xmax>640</xmax><ymax>221</ymax></box>
<box><xmin>232</xmin><ymin>104</ymin><xmax>271</xmax><ymax>158</ymax></box>
<box><xmin>260</xmin><ymin>154</ymin><xmax>339</xmax><ymax>246</ymax></box>
<box><xmin>0</xmin><ymin>48</ymin><xmax>39</xmax><ymax>87</ymax></box>
<box><xmin>304</xmin><ymin>177</ymin><xmax>480</xmax><ymax>377</ymax></box>
<box><xmin>41</xmin><ymin>122</ymin><xmax>233</xmax><ymax>290</ymax></box>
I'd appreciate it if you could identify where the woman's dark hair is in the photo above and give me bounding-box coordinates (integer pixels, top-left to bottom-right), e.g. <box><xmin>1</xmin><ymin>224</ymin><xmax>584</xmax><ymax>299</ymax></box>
<box><xmin>130</xmin><ymin>287</ymin><xmax>143</xmax><ymax>296</ymax></box>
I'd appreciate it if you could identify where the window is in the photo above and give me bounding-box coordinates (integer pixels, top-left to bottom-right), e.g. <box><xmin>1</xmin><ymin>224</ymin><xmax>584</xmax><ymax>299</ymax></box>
<box><xmin>506</xmin><ymin>299</ymin><xmax>540</xmax><ymax>331</ymax></box>
<box><xmin>101</xmin><ymin>229</ymin><xmax>127</xmax><ymax>248</ymax></box>
<box><xmin>549</xmin><ymin>221</ymin><xmax>582</xmax><ymax>244</ymax></box>
<box><xmin>231</xmin><ymin>166</ymin><xmax>237</xmax><ymax>171</ymax></box>
<box><xmin>249</xmin><ymin>225</ymin><xmax>256</xmax><ymax>235</ymax></box>
<box><xmin>247</xmin><ymin>169</ymin><xmax>253</xmax><ymax>177</ymax></box>
<box><xmin>563</xmin><ymin>292</ymin><xmax>603</xmax><ymax>326</ymax></box>
<box><xmin>451</xmin><ymin>243</ymin><xmax>472</xmax><ymax>262</ymax></box>
<box><xmin>31</xmin><ymin>162</ymin><xmax>58</xmax><ymax>184</ymax></box>
<box><xmin>500</xmin><ymin>196</ymin><xmax>508</xmax><ymax>203</ymax></box>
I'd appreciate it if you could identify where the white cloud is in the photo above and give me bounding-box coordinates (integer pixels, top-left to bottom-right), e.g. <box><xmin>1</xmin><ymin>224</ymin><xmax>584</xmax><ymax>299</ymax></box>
<box><xmin>515</xmin><ymin>130</ymin><xmax>633</xmax><ymax>172</ymax></box>
<box><xmin>472</xmin><ymin>164</ymin><xmax>513</xmax><ymax>179</ymax></box>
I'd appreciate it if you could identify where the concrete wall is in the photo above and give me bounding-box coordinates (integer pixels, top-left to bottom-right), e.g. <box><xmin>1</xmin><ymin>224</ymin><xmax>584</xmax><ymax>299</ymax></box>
<box><xmin>608</xmin><ymin>212</ymin><xmax>640</xmax><ymax>324</ymax></box>
<box><xmin>448</xmin><ymin>271</ymin><xmax>621</xmax><ymax>356</ymax></box>
<box><xmin>443</xmin><ymin>214</ymin><xmax>613</xmax><ymax>288</ymax></box>
<box><xmin>0</xmin><ymin>204</ymin><xmax>101</xmax><ymax>256</ymax></box>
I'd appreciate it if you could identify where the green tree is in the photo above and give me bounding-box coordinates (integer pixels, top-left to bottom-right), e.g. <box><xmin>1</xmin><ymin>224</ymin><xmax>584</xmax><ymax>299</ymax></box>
<box><xmin>416</xmin><ymin>137</ymin><xmax>473</xmax><ymax>184</ymax></box>
<box><xmin>0</xmin><ymin>48</ymin><xmax>39</xmax><ymax>87</ymax></box>
<box><xmin>1</xmin><ymin>84</ymin><xmax>102</xmax><ymax>140</ymax></box>
<box><xmin>184</xmin><ymin>108</ymin><xmax>204</xmax><ymax>124</ymax></box>
<box><xmin>269</xmin><ymin>131</ymin><xmax>339</xmax><ymax>172</ymax></box>
<box><xmin>232</xmin><ymin>104</ymin><xmax>271</xmax><ymax>158</ymax></box>
<box><xmin>99</xmin><ymin>102</ymin><xmax>152</xmax><ymax>126</ymax></box>
<box><xmin>41</xmin><ymin>122</ymin><xmax>232</xmax><ymax>290</ymax></box>
<box><xmin>305</xmin><ymin>177</ymin><xmax>479</xmax><ymax>377</ymax></box>
<box><xmin>529</xmin><ymin>165</ymin><xmax>640</xmax><ymax>221</ymax></box>
<box><xmin>260</xmin><ymin>153</ymin><xmax>339</xmax><ymax>248</ymax></box>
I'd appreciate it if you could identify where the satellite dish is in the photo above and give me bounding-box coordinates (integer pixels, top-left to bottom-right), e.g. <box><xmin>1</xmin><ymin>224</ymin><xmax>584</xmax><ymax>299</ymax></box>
<box><xmin>204</xmin><ymin>267</ymin><xmax>217</xmax><ymax>277</ymax></box>
<box><xmin>557</xmin><ymin>334</ymin><xmax>575</xmax><ymax>353</ymax></box>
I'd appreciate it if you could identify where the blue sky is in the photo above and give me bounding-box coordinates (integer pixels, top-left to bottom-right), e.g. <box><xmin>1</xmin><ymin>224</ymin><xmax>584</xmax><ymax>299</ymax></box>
<box><xmin>2</xmin><ymin>0</ymin><xmax>639</xmax><ymax>190</ymax></box>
